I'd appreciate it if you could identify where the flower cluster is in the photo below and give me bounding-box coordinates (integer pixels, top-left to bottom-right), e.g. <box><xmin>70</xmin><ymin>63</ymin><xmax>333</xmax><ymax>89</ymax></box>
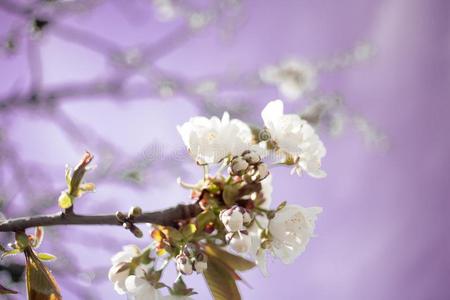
<box><xmin>261</xmin><ymin>100</ymin><xmax>327</xmax><ymax>178</ymax></box>
<box><xmin>260</xmin><ymin>59</ymin><xmax>317</xmax><ymax>100</ymax></box>
<box><xmin>108</xmin><ymin>245</ymin><xmax>162</xmax><ymax>299</ymax></box>
<box><xmin>108</xmin><ymin>100</ymin><xmax>325</xmax><ymax>299</ymax></box>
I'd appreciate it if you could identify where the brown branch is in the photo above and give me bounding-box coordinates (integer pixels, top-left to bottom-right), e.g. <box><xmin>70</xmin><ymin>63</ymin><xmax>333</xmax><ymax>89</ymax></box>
<box><xmin>0</xmin><ymin>203</ymin><xmax>201</xmax><ymax>232</ymax></box>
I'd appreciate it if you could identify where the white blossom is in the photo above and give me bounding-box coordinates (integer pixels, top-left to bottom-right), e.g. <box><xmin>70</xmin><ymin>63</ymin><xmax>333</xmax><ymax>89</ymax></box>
<box><xmin>177</xmin><ymin>112</ymin><xmax>253</xmax><ymax>164</ymax></box>
<box><xmin>109</xmin><ymin>245</ymin><xmax>145</xmax><ymax>295</ymax></box>
<box><xmin>229</xmin><ymin>156</ymin><xmax>249</xmax><ymax>175</ymax></box>
<box><xmin>268</xmin><ymin>205</ymin><xmax>322</xmax><ymax>264</ymax></box>
<box><xmin>194</xmin><ymin>260</ymin><xmax>207</xmax><ymax>273</ymax></box>
<box><xmin>242</xmin><ymin>210</ymin><xmax>252</xmax><ymax>224</ymax></box>
<box><xmin>153</xmin><ymin>0</ymin><xmax>178</xmax><ymax>22</ymax></box>
<box><xmin>260</xmin><ymin>59</ymin><xmax>317</xmax><ymax>100</ymax></box>
<box><xmin>260</xmin><ymin>174</ymin><xmax>273</xmax><ymax>209</ymax></box>
<box><xmin>248</xmin><ymin>176</ymin><xmax>272</xmax><ymax>275</ymax></box>
<box><xmin>125</xmin><ymin>275</ymin><xmax>161</xmax><ymax>300</ymax></box>
<box><xmin>220</xmin><ymin>206</ymin><xmax>244</xmax><ymax>232</ymax></box>
<box><xmin>161</xmin><ymin>296</ymin><xmax>193</xmax><ymax>300</ymax></box>
<box><xmin>229</xmin><ymin>232</ymin><xmax>252</xmax><ymax>253</ymax></box>
<box><xmin>176</xmin><ymin>254</ymin><xmax>193</xmax><ymax>275</ymax></box>
<box><xmin>261</xmin><ymin>100</ymin><xmax>326</xmax><ymax>178</ymax></box>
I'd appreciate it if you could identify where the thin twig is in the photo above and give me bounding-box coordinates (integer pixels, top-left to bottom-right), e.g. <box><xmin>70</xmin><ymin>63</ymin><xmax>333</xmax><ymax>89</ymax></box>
<box><xmin>0</xmin><ymin>203</ymin><xmax>201</xmax><ymax>232</ymax></box>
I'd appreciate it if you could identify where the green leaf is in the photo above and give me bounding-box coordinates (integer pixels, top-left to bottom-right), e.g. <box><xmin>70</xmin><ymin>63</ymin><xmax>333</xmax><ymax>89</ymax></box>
<box><xmin>0</xmin><ymin>282</ymin><xmax>17</xmax><ymax>295</ymax></box>
<box><xmin>37</xmin><ymin>253</ymin><xmax>56</xmax><ymax>261</ymax></box>
<box><xmin>74</xmin><ymin>182</ymin><xmax>96</xmax><ymax>197</ymax></box>
<box><xmin>204</xmin><ymin>244</ymin><xmax>255</xmax><ymax>271</ymax></box>
<box><xmin>65</xmin><ymin>165</ymin><xmax>72</xmax><ymax>188</ymax></box>
<box><xmin>171</xmin><ymin>276</ymin><xmax>197</xmax><ymax>296</ymax></box>
<box><xmin>58</xmin><ymin>191</ymin><xmax>73</xmax><ymax>209</ymax></box>
<box><xmin>276</xmin><ymin>201</ymin><xmax>287</xmax><ymax>212</ymax></box>
<box><xmin>25</xmin><ymin>248</ymin><xmax>62</xmax><ymax>299</ymax></box>
<box><xmin>166</xmin><ymin>227</ymin><xmax>183</xmax><ymax>243</ymax></box>
<box><xmin>1</xmin><ymin>248</ymin><xmax>21</xmax><ymax>259</ymax></box>
<box><xmin>203</xmin><ymin>256</ymin><xmax>241</xmax><ymax>300</ymax></box>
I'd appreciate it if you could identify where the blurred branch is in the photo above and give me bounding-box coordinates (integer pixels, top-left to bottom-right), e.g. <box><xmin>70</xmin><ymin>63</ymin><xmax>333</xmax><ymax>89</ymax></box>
<box><xmin>0</xmin><ymin>203</ymin><xmax>201</xmax><ymax>232</ymax></box>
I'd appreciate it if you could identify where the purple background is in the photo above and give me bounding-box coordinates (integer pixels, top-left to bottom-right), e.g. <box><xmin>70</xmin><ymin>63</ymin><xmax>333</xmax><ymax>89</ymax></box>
<box><xmin>1</xmin><ymin>0</ymin><xmax>449</xmax><ymax>299</ymax></box>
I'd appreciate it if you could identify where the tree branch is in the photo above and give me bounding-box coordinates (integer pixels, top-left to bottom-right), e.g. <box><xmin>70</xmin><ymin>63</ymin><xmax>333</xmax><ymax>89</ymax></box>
<box><xmin>0</xmin><ymin>203</ymin><xmax>201</xmax><ymax>232</ymax></box>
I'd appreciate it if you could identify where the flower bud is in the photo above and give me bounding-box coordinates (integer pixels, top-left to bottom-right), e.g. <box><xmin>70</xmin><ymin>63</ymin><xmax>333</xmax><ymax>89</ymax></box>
<box><xmin>204</xmin><ymin>222</ymin><xmax>215</xmax><ymax>234</ymax></box>
<box><xmin>229</xmin><ymin>232</ymin><xmax>252</xmax><ymax>253</ymax></box>
<box><xmin>220</xmin><ymin>206</ymin><xmax>244</xmax><ymax>232</ymax></box>
<box><xmin>242</xmin><ymin>150</ymin><xmax>261</xmax><ymax>164</ymax></box>
<box><xmin>193</xmin><ymin>253</ymin><xmax>208</xmax><ymax>273</ymax></box>
<box><xmin>115</xmin><ymin>211</ymin><xmax>127</xmax><ymax>223</ymax></box>
<box><xmin>229</xmin><ymin>157</ymin><xmax>249</xmax><ymax>176</ymax></box>
<box><xmin>176</xmin><ymin>254</ymin><xmax>193</xmax><ymax>275</ymax></box>
<box><xmin>182</xmin><ymin>243</ymin><xmax>199</xmax><ymax>257</ymax></box>
<box><xmin>256</xmin><ymin>163</ymin><xmax>270</xmax><ymax>180</ymax></box>
<box><xmin>128</xmin><ymin>206</ymin><xmax>142</xmax><ymax>218</ymax></box>
<box><xmin>242</xmin><ymin>209</ymin><xmax>252</xmax><ymax>224</ymax></box>
<box><xmin>130</xmin><ymin>225</ymin><xmax>143</xmax><ymax>238</ymax></box>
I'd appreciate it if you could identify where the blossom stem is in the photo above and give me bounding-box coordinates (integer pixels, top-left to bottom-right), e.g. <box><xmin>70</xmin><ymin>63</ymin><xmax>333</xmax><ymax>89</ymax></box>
<box><xmin>202</xmin><ymin>165</ymin><xmax>209</xmax><ymax>180</ymax></box>
<box><xmin>0</xmin><ymin>203</ymin><xmax>202</xmax><ymax>232</ymax></box>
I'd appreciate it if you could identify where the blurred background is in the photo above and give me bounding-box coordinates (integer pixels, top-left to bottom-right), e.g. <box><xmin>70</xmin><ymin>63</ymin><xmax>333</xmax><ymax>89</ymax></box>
<box><xmin>0</xmin><ymin>0</ymin><xmax>449</xmax><ymax>299</ymax></box>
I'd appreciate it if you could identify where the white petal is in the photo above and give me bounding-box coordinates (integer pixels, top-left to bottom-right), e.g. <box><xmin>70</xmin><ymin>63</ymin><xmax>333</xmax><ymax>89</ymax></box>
<box><xmin>124</xmin><ymin>275</ymin><xmax>146</xmax><ymax>293</ymax></box>
<box><xmin>221</xmin><ymin>111</ymin><xmax>230</xmax><ymax>124</ymax></box>
<box><xmin>261</xmin><ymin>100</ymin><xmax>284</xmax><ymax>127</ymax></box>
<box><xmin>114</xmin><ymin>280</ymin><xmax>127</xmax><ymax>295</ymax></box>
<box><xmin>256</xmin><ymin>249</ymin><xmax>269</xmax><ymax>277</ymax></box>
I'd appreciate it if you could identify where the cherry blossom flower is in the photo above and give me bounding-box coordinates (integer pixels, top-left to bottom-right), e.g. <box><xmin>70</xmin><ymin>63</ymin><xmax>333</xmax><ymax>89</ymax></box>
<box><xmin>125</xmin><ymin>275</ymin><xmax>161</xmax><ymax>300</ymax></box>
<box><xmin>177</xmin><ymin>112</ymin><xmax>252</xmax><ymax>164</ymax></box>
<box><xmin>176</xmin><ymin>254</ymin><xmax>193</xmax><ymax>275</ymax></box>
<box><xmin>268</xmin><ymin>205</ymin><xmax>322</xmax><ymax>264</ymax></box>
<box><xmin>109</xmin><ymin>245</ymin><xmax>145</xmax><ymax>295</ymax></box>
<box><xmin>260</xmin><ymin>59</ymin><xmax>317</xmax><ymax>100</ymax></box>
<box><xmin>228</xmin><ymin>232</ymin><xmax>252</xmax><ymax>253</ymax></box>
<box><xmin>261</xmin><ymin>100</ymin><xmax>326</xmax><ymax>178</ymax></box>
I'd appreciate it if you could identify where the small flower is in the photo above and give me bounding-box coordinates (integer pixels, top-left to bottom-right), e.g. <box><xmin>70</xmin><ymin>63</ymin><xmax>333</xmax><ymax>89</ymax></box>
<box><xmin>260</xmin><ymin>59</ymin><xmax>317</xmax><ymax>100</ymax></box>
<box><xmin>177</xmin><ymin>112</ymin><xmax>253</xmax><ymax>164</ymax></box>
<box><xmin>256</xmin><ymin>163</ymin><xmax>270</xmax><ymax>180</ymax></box>
<box><xmin>261</xmin><ymin>100</ymin><xmax>326</xmax><ymax>178</ymax></box>
<box><xmin>109</xmin><ymin>245</ymin><xmax>144</xmax><ymax>295</ymax></box>
<box><xmin>125</xmin><ymin>275</ymin><xmax>161</xmax><ymax>300</ymax></box>
<box><xmin>242</xmin><ymin>209</ymin><xmax>252</xmax><ymax>224</ymax></box>
<box><xmin>228</xmin><ymin>231</ymin><xmax>252</xmax><ymax>253</ymax></box>
<box><xmin>260</xmin><ymin>175</ymin><xmax>273</xmax><ymax>209</ymax></box>
<box><xmin>220</xmin><ymin>205</ymin><xmax>245</xmax><ymax>232</ymax></box>
<box><xmin>268</xmin><ymin>205</ymin><xmax>322</xmax><ymax>264</ymax></box>
<box><xmin>241</xmin><ymin>150</ymin><xmax>261</xmax><ymax>164</ymax></box>
<box><xmin>229</xmin><ymin>156</ymin><xmax>249</xmax><ymax>176</ymax></box>
<box><xmin>193</xmin><ymin>253</ymin><xmax>208</xmax><ymax>273</ymax></box>
<box><xmin>176</xmin><ymin>254</ymin><xmax>193</xmax><ymax>275</ymax></box>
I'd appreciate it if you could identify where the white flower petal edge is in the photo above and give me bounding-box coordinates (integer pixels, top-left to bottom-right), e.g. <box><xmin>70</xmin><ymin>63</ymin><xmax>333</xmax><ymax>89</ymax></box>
<box><xmin>247</xmin><ymin>175</ymin><xmax>272</xmax><ymax>275</ymax></box>
<box><xmin>108</xmin><ymin>245</ymin><xmax>142</xmax><ymax>295</ymax></box>
<box><xmin>251</xmin><ymin>204</ymin><xmax>322</xmax><ymax>275</ymax></box>
<box><xmin>125</xmin><ymin>275</ymin><xmax>161</xmax><ymax>300</ymax></box>
<box><xmin>261</xmin><ymin>100</ymin><xmax>326</xmax><ymax>178</ymax></box>
<box><xmin>269</xmin><ymin>205</ymin><xmax>322</xmax><ymax>264</ymax></box>
<box><xmin>177</xmin><ymin>112</ymin><xmax>253</xmax><ymax>164</ymax></box>
<box><xmin>161</xmin><ymin>295</ymin><xmax>194</xmax><ymax>300</ymax></box>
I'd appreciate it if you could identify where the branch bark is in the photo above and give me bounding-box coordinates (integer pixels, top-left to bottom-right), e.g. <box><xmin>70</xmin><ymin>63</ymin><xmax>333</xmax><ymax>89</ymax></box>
<box><xmin>0</xmin><ymin>203</ymin><xmax>201</xmax><ymax>232</ymax></box>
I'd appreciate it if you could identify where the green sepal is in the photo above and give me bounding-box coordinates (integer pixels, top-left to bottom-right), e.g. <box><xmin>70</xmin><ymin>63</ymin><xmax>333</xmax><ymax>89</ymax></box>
<box><xmin>37</xmin><ymin>253</ymin><xmax>56</xmax><ymax>261</ymax></box>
